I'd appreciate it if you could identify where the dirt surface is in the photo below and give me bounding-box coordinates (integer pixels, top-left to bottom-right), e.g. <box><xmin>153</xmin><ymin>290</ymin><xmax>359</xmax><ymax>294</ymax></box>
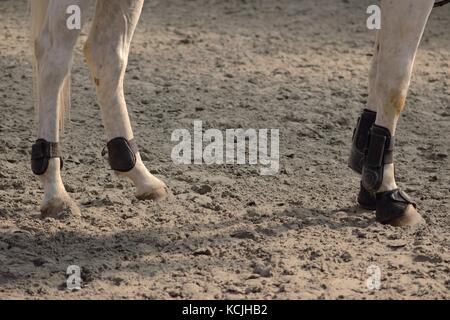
<box><xmin>0</xmin><ymin>0</ymin><xmax>449</xmax><ymax>299</ymax></box>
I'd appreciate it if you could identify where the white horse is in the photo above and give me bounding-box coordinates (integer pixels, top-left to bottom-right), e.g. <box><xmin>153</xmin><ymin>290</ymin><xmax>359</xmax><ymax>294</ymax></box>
<box><xmin>31</xmin><ymin>0</ymin><xmax>167</xmax><ymax>218</ymax></box>
<box><xmin>31</xmin><ymin>0</ymin><xmax>445</xmax><ymax>224</ymax></box>
<box><xmin>349</xmin><ymin>0</ymin><xmax>446</xmax><ymax>227</ymax></box>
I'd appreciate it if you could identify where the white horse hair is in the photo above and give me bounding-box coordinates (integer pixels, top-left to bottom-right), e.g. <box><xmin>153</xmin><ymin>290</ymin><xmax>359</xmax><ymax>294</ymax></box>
<box><xmin>30</xmin><ymin>0</ymin><xmax>439</xmax><ymax>225</ymax></box>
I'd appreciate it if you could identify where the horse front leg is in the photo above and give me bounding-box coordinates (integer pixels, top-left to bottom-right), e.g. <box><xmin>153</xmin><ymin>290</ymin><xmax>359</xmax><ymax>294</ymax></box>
<box><xmin>32</xmin><ymin>0</ymin><xmax>89</xmax><ymax>218</ymax></box>
<box><xmin>361</xmin><ymin>0</ymin><xmax>434</xmax><ymax>226</ymax></box>
<box><xmin>84</xmin><ymin>0</ymin><xmax>168</xmax><ymax>201</ymax></box>
<box><xmin>348</xmin><ymin>34</ymin><xmax>380</xmax><ymax>210</ymax></box>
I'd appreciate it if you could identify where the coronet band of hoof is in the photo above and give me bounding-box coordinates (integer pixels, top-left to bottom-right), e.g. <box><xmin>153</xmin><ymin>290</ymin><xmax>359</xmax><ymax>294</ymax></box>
<box><xmin>348</xmin><ymin>108</ymin><xmax>377</xmax><ymax>174</ymax></box>
<box><xmin>361</xmin><ymin>124</ymin><xmax>394</xmax><ymax>193</ymax></box>
<box><xmin>31</xmin><ymin>139</ymin><xmax>63</xmax><ymax>175</ymax></box>
<box><xmin>357</xmin><ymin>181</ymin><xmax>376</xmax><ymax>210</ymax></box>
<box><xmin>103</xmin><ymin>137</ymin><xmax>139</xmax><ymax>172</ymax></box>
<box><xmin>375</xmin><ymin>189</ymin><xmax>417</xmax><ymax>224</ymax></box>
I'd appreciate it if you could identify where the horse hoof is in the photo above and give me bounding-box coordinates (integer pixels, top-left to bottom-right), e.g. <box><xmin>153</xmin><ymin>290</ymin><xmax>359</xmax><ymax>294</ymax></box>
<box><xmin>387</xmin><ymin>204</ymin><xmax>425</xmax><ymax>227</ymax></box>
<box><xmin>40</xmin><ymin>196</ymin><xmax>81</xmax><ymax>219</ymax></box>
<box><xmin>136</xmin><ymin>187</ymin><xmax>168</xmax><ymax>202</ymax></box>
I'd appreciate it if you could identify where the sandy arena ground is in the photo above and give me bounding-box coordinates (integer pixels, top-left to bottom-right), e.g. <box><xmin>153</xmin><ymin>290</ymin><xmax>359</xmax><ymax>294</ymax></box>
<box><xmin>0</xmin><ymin>0</ymin><xmax>449</xmax><ymax>299</ymax></box>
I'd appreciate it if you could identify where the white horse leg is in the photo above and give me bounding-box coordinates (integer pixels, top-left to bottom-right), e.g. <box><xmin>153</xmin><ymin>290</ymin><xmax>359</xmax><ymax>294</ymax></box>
<box><xmin>34</xmin><ymin>0</ymin><xmax>89</xmax><ymax>218</ymax></box>
<box><xmin>84</xmin><ymin>0</ymin><xmax>167</xmax><ymax>201</ymax></box>
<box><xmin>367</xmin><ymin>0</ymin><xmax>434</xmax><ymax>226</ymax></box>
<box><xmin>366</xmin><ymin>32</ymin><xmax>380</xmax><ymax>112</ymax></box>
<box><xmin>348</xmin><ymin>34</ymin><xmax>380</xmax><ymax>208</ymax></box>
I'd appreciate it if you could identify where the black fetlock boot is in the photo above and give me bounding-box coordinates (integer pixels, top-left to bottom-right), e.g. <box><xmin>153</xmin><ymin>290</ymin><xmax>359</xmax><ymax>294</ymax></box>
<box><xmin>102</xmin><ymin>137</ymin><xmax>139</xmax><ymax>172</ymax></box>
<box><xmin>31</xmin><ymin>139</ymin><xmax>63</xmax><ymax>175</ymax></box>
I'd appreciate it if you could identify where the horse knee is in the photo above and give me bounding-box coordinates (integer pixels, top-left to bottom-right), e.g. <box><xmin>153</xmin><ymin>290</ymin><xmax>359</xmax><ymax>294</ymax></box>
<box><xmin>34</xmin><ymin>33</ymin><xmax>47</xmax><ymax>64</ymax></box>
<box><xmin>35</xmin><ymin>31</ymin><xmax>77</xmax><ymax>82</ymax></box>
<box><xmin>83</xmin><ymin>39</ymin><xmax>125</xmax><ymax>87</ymax></box>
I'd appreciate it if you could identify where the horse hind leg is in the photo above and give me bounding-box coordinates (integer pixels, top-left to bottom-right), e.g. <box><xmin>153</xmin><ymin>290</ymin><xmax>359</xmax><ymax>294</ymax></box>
<box><xmin>83</xmin><ymin>0</ymin><xmax>168</xmax><ymax>201</ymax></box>
<box><xmin>33</xmin><ymin>0</ymin><xmax>89</xmax><ymax>218</ymax></box>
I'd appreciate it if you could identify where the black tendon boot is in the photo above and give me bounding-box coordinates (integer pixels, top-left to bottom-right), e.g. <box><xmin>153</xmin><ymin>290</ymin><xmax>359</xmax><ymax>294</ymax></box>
<box><xmin>349</xmin><ymin>109</ymin><xmax>377</xmax><ymax>210</ymax></box>
<box><xmin>362</xmin><ymin>124</ymin><xmax>417</xmax><ymax>224</ymax></box>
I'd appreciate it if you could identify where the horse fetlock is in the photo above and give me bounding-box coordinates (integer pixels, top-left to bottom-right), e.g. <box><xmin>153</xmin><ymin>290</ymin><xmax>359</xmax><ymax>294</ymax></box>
<box><xmin>103</xmin><ymin>143</ymin><xmax>169</xmax><ymax>201</ymax></box>
<box><xmin>121</xmin><ymin>157</ymin><xmax>168</xmax><ymax>201</ymax></box>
